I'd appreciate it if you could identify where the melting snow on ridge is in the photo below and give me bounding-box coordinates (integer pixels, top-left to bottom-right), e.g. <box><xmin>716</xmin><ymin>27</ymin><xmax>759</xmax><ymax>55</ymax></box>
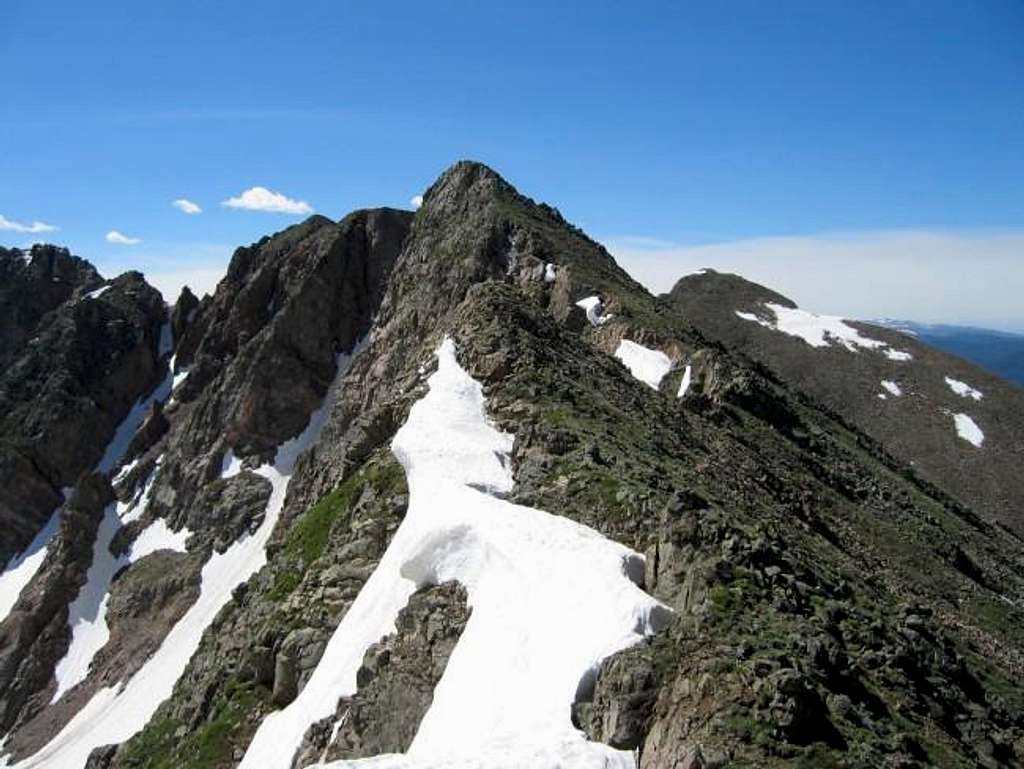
<box><xmin>736</xmin><ymin>303</ymin><xmax>912</xmax><ymax>360</ymax></box>
<box><xmin>575</xmin><ymin>296</ymin><xmax>611</xmax><ymax>327</ymax></box>
<box><xmin>614</xmin><ymin>340</ymin><xmax>671</xmax><ymax>391</ymax></box>
<box><xmin>952</xmin><ymin>413</ymin><xmax>984</xmax><ymax>448</ymax></box>
<box><xmin>880</xmin><ymin>380</ymin><xmax>902</xmax><ymax>397</ymax></box>
<box><xmin>9</xmin><ymin>349</ymin><xmax>357</xmax><ymax>768</ymax></box>
<box><xmin>945</xmin><ymin>376</ymin><xmax>983</xmax><ymax>401</ymax></box>
<box><xmin>677</xmin><ymin>364</ymin><xmax>692</xmax><ymax>398</ymax></box>
<box><xmin>239</xmin><ymin>337</ymin><xmax>670</xmax><ymax>769</ymax></box>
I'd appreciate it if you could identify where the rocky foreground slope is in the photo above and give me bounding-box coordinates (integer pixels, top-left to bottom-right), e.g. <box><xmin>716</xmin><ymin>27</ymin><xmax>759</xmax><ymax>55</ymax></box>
<box><xmin>0</xmin><ymin>163</ymin><xmax>1022</xmax><ymax>769</ymax></box>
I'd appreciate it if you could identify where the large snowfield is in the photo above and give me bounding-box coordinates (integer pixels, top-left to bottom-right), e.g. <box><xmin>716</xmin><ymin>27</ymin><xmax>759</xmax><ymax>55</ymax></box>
<box><xmin>4</xmin><ymin>349</ymin><xmax>356</xmax><ymax>769</ymax></box>
<box><xmin>239</xmin><ymin>338</ymin><xmax>670</xmax><ymax>769</ymax></box>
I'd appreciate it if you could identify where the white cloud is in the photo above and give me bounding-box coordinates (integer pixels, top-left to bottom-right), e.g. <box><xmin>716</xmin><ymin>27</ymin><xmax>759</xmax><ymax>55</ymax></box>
<box><xmin>604</xmin><ymin>229</ymin><xmax>1024</xmax><ymax>333</ymax></box>
<box><xmin>172</xmin><ymin>198</ymin><xmax>202</xmax><ymax>215</ymax></box>
<box><xmin>0</xmin><ymin>214</ymin><xmax>58</xmax><ymax>234</ymax></box>
<box><xmin>221</xmin><ymin>186</ymin><xmax>313</xmax><ymax>215</ymax></box>
<box><xmin>410</xmin><ymin>194</ymin><xmax>424</xmax><ymax>210</ymax></box>
<box><xmin>106</xmin><ymin>230</ymin><xmax>142</xmax><ymax>245</ymax></box>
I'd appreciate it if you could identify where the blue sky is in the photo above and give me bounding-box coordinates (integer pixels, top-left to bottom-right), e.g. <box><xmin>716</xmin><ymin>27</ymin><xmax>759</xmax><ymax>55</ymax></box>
<box><xmin>2</xmin><ymin>1</ymin><xmax>1022</xmax><ymax>328</ymax></box>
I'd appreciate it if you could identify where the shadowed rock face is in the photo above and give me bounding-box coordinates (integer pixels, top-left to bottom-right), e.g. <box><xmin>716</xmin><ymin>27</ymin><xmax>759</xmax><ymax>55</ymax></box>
<box><xmin>0</xmin><ymin>264</ymin><xmax>166</xmax><ymax>563</ymax></box>
<box><xmin>0</xmin><ymin>245</ymin><xmax>104</xmax><ymax>370</ymax></box>
<box><xmin>665</xmin><ymin>269</ymin><xmax>1024</xmax><ymax>535</ymax></box>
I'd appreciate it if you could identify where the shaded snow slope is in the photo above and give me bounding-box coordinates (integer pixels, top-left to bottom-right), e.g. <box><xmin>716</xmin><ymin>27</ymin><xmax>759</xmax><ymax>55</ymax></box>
<box><xmin>96</xmin><ymin>352</ymin><xmax>174</xmax><ymax>475</ymax></box>
<box><xmin>50</xmin><ymin>472</ymin><xmax>164</xmax><ymax>703</ymax></box>
<box><xmin>0</xmin><ymin>504</ymin><xmax>64</xmax><ymax>625</ymax></box>
<box><xmin>7</xmin><ymin>349</ymin><xmax>357</xmax><ymax>769</ymax></box>
<box><xmin>240</xmin><ymin>338</ymin><xmax>669</xmax><ymax>769</ymax></box>
<box><xmin>737</xmin><ymin>303</ymin><xmax>912</xmax><ymax>360</ymax></box>
<box><xmin>614</xmin><ymin>340</ymin><xmax>671</xmax><ymax>391</ymax></box>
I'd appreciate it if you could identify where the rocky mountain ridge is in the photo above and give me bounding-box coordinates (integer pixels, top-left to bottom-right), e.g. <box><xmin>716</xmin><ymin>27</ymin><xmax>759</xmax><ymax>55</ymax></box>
<box><xmin>0</xmin><ymin>162</ymin><xmax>1021</xmax><ymax>769</ymax></box>
<box><xmin>665</xmin><ymin>269</ymin><xmax>1024</xmax><ymax>535</ymax></box>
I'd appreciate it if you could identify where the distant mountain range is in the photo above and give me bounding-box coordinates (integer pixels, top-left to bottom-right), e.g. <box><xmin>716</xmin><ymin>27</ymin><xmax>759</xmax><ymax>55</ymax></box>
<box><xmin>873</xmin><ymin>320</ymin><xmax>1024</xmax><ymax>387</ymax></box>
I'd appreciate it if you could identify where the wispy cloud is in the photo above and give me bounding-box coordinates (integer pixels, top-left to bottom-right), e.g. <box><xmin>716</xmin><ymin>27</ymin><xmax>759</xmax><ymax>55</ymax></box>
<box><xmin>106</xmin><ymin>230</ymin><xmax>142</xmax><ymax>245</ymax></box>
<box><xmin>222</xmin><ymin>186</ymin><xmax>313</xmax><ymax>215</ymax></box>
<box><xmin>604</xmin><ymin>229</ymin><xmax>1024</xmax><ymax>333</ymax></box>
<box><xmin>0</xmin><ymin>214</ymin><xmax>58</xmax><ymax>234</ymax></box>
<box><xmin>410</xmin><ymin>194</ymin><xmax>424</xmax><ymax>210</ymax></box>
<box><xmin>172</xmin><ymin>198</ymin><xmax>202</xmax><ymax>215</ymax></box>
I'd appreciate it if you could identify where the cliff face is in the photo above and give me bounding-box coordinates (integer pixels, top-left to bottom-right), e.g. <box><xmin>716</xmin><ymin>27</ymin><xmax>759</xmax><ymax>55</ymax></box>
<box><xmin>0</xmin><ymin>164</ymin><xmax>1022</xmax><ymax>769</ymax></box>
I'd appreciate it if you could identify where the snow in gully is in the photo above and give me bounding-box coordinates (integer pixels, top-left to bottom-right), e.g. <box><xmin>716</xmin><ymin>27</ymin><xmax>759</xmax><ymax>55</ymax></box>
<box><xmin>6</xmin><ymin>349</ymin><xmax>357</xmax><ymax>769</ymax></box>
<box><xmin>240</xmin><ymin>337</ymin><xmax>670</xmax><ymax>769</ymax></box>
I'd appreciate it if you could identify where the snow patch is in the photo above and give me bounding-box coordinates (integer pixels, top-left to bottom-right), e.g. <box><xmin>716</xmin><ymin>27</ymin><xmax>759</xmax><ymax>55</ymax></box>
<box><xmin>84</xmin><ymin>285</ymin><xmax>110</xmax><ymax>300</ymax></box>
<box><xmin>544</xmin><ymin>263</ymin><xmax>556</xmax><ymax>283</ymax></box>
<box><xmin>677</xmin><ymin>364</ymin><xmax>692</xmax><ymax>399</ymax></box>
<box><xmin>945</xmin><ymin>376</ymin><xmax>983</xmax><ymax>401</ymax></box>
<box><xmin>50</xmin><ymin>472</ymin><xmax>164</xmax><ymax>703</ymax></box>
<box><xmin>0</xmin><ymin>499</ymin><xmax>65</xmax><ymax>625</ymax></box>
<box><xmin>736</xmin><ymin>303</ymin><xmax>912</xmax><ymax>360</ymax></box>
<box><xmin>10</xmin><ymin>348</ymin><xmax>358</xmax><ymax>768</ymax></box>
<box><xmin>95</xmin><ymin>362</ymin><xmax>174</xmax><ymax>476</ymax></box>
<box><xmin>880</xmin><ymin>380</ymin><xmax>902</xmax><ymax>397</ymax></box>
<box><xmin>614</xmin><ymin>340</ymin><xmax>671</xmax><ymax>391</ymax></box>
<box><xmin>575</xmin><ymin>296</ymin><xmax>611</xmax><ymax>327</ymax></box>
<box><xmin>952</xmin><ymin>413</ymin><xmax>984</xmax><ymax>448</ymax></box>
<box><xmin>239</xmin><ymin>338</ymin><xmax>669</xmax><ymax>769</ymax></box>
<box><xmin>128</xmin><ymin>519</ymin><xmax>190</xmax><ymax>563</ymax></box>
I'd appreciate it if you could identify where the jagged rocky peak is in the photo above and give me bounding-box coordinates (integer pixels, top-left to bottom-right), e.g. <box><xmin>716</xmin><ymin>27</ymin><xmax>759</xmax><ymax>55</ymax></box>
<box><xmin>0</xmin><ymin>245</ymin><xmax>104</xmax><ymax>368</ymax></box>
<box><xmin>168</xmin><ymin>206</ymin><xmax>412</xmax><ymax>459</ymax></box>
<box><xmin>170</xmin><ymin>285</ymin><xmax>200</xmax><ymax>347</ymax></box>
